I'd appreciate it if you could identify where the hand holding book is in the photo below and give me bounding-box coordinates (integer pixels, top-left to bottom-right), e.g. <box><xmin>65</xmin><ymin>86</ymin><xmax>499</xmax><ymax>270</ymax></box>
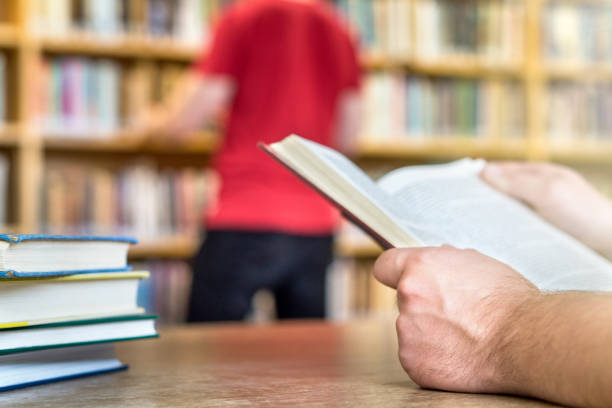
<box><xmin>262</xmin><ymin>135</ymin><xmax>612</xmax><ymax>291</ymax></box>
<box><xmin>481</xmin><ymin>162</ymin><xmax>612</xmax><ymax>260</ymax></box>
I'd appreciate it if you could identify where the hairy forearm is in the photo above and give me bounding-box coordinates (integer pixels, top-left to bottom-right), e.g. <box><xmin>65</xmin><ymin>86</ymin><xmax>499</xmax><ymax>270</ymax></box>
<box><xmin>493</xmin><ymin>292</ymin><xmax>612</xmax><ymax>407</ymax></box>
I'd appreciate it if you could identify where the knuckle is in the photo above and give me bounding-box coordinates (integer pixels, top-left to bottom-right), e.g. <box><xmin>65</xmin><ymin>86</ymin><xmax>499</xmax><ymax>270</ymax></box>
<box><xmin>396</xmin><ymin>278</ymin><xmax>415</xmax><ymax>299</ymax></box>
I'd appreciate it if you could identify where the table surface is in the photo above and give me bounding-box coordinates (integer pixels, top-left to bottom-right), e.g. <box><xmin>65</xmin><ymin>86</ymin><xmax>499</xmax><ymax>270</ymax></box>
<box><xmin>5</xmin><ymin>318</ymin><xmax>560</xmax><ymax>407</ymax></box>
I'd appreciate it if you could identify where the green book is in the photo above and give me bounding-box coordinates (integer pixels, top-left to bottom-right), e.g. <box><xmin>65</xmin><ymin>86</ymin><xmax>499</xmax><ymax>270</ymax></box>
<box><xmin>0</xmin><ymin>314</ymin><xmax>158</xmax><ymax>355</ymax></box>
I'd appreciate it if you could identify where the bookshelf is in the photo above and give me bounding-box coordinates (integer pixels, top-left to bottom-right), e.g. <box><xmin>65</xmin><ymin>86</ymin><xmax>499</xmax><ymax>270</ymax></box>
<box><xmin>0</xmin><ymin>0</ymin><xmax>609</xmax><ymax>269</ymax></box>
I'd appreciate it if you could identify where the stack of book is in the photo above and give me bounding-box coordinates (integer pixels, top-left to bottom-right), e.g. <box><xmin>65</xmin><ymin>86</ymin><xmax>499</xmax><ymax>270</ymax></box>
<box><xmin>0</xmin><ymin>234</ymin><xmax>157</xmax><ymax>392</ymax></box>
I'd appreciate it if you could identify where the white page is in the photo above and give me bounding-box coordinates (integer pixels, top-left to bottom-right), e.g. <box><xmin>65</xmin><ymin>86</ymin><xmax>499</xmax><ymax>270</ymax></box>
<box><xmin>378</xmin><ymin>159</ymin><xmax>612</xmax><ymax>291</ymax></box>
<box><xmin>300</xmin><ymin>139</ymin><xmax>408</xmax><ymax>219</ymax></box>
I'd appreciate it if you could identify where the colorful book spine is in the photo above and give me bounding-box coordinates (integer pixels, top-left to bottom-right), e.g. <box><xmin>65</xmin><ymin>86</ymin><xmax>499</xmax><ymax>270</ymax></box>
<box><xmin>544</xmin><ymin>2</ymin><xmax>612</xmax><ymax>62</ymax></box>
<box><xmin>42</xmin><ymin>162</ymin><xmax>212</xmax><ymax>239</ymax></box>
<box><xmin>29</xmin><ymin>0</ymin><xmax>222</xmax><ymax>44</ymax></box>
<box><xmin>548</xmin><ymin>81</ymin><xmax>612</xmax><ymax>140</ymax></box>
<box><xmin>415</xmin><ymin>0</ymin><xmax>523</xmax><ymax>61</ymax></box>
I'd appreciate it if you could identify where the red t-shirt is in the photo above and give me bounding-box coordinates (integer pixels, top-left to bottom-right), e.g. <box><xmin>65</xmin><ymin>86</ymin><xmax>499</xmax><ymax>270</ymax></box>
<box><xmin>195</xmin><ymin>0</ymin><xmax>361</xmax><ymax>235</ymax></box>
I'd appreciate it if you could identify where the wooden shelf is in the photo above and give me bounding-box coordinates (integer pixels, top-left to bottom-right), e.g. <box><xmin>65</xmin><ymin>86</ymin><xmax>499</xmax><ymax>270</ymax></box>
<box><xmin>356</xmin><ymin>137</ymin><xmax>528</xmax><ymax>160</ymax></box>
<box><xmin>0</xmin><ymin>124</ymin><xmax>21</xmax><ymax>147</ymax></box>
<box><xmin>128</xmin><ymin>235</ymin><xmax>200</xmax><ymax>259</ymax></box>
<box><xmin>39</xmin><ymin>36</ymin><xmax>200</xmax><ymax>61</ymax></box>
<box><xmin>0</xmin><ymin>24</ymin><xmax>18</xmax><ymax>47</ymax></box>
<box><xmin>362</xmin><ymin>54</ymin><xmax>522</xmax><ymax>77</ymax></box>
<box><xmin>43</xmin><ymin>131</ymin><xmax>218</xmax><ymax>155</ymax></box>
<box><xmin>547</xmin><ymin>140</ymin><xmax>612</xmax><ymax>164</ymax></box>
<box><xmin>546</xmin><ymin>62</ymin><xmax>612</xmax><ymax>80</ymax></box>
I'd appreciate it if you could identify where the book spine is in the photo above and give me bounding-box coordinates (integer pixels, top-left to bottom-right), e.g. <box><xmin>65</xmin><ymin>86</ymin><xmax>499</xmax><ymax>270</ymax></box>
<box><xmin>41</xmin><ymin>162</ymin><xmax>211</xmax><ymax>239</ymax></box>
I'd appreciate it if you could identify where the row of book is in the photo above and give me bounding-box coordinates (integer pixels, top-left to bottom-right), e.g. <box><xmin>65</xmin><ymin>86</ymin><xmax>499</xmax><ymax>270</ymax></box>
<box><xmin>548</xmin><ymin>81</ymin><xmax>612</xmax><ymax>140</ymax></box>
<box><xmin>32</xmin><ymin>57</ymin><xmax>189</xmax><ymax>136</ymax></box>
<box><xmin>41</xmin><ymin>162</ymin><xmax>211</xmax><ymax>239</ymax></box>
<box><xmin>336</xmin><ymin>0</ymin><xmax>523</xmax><ymax>61</ymax></box>
<box><xmin>335</xmin><ymin>0</ymin><xmax>411</xmax><ymax>57</ymax></box>
<box><xmin>30</xmin><ymin>0</ymin><xmax>223</xmax><ymax>46</ymax></box>
<box><xmin>544</xmin><ymin>3</ymin><xmax>612</xmax><ymax>62</ymax></box>
<box><xmin>362</xmin><ymin>73</ymin><xmax>525</xmax><ymax>140</ymax></box>
<box><xmin>415</xmin><ymin>0</ymin><xmax>523</xmax><ymax>62</ymax></box>
<box><xmin>0</xmin><ymin>235</ymin><xmax>156</xmax><ymax>391</ymax></box>
<box><xmin>33</xmin><ymin>57</ymin><xmax>121</xmax><ymax>136</ymax></box>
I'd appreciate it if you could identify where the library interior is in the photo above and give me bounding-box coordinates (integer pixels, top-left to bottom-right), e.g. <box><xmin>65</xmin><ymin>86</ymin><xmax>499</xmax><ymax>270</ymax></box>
<box><xmin>1</xmin><ymin>0</ymin><xmax>612</xmax><ymax>406</ymax></box>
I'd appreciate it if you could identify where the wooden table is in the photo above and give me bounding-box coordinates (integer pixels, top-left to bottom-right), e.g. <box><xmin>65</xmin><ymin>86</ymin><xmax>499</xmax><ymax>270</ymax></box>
<box><xmin>5</xmin><ymin>319</ymin><xmax>559</xmax><ymax>407</ymax></box>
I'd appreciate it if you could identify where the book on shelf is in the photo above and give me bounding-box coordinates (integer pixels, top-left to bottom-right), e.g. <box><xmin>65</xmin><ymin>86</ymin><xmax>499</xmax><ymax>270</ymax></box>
<box><xmin>34</xmin><ymin>56</ymin><xmax>121</xmax><ymax>136</ymax></box>
<box><xmin>415</xmin><ymin>0</ymin><xmax>523</xmax><ymax>62</ymax></box>
<box><xmin>544</xmin><ymin>2</ymin><xmax>612</xmax><ymax>63</ymax></box>
<box><xmin>42</xmin><ymin>162</ymin><xmax>210</xmax><ymax>239</ymax></box>
<box><xmin>262</xmin><ymin>135</ymin><xmax>612</xmax><ymax>291</ymax></box>
<box><xmin>335</xmin><ymin>0</ymin><xmax>411</xmax><ymax>57</ymax></box>
<box><xmin>30</xmin><ymin>0</ymin><xmax>221</xmax><ymax>46</ymax></box>
<box><xmin>0</xmin><ymin>234</ymin><xmax>136</xmax><ymax>277</ymax></box>
<box><xmin>361</xmin><ymin>73</ymin><xmax>524</xmax><ymax>142</ymax></box>
<box><xmin>548</xmin><ymin>81</ymin><xmax>612</xmax><ymax>141</ymax></box>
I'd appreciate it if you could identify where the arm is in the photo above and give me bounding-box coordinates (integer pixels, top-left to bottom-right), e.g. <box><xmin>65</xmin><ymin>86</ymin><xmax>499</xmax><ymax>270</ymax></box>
<box><xmin>374</xmin><ymin>246</ymin><xmax>612</xmax><ymax>408</ymax></box>
<box><xmin>138</xmin><ymin>72</ymin><xmax>235</xmax><ymax>140</ymax></box>
<box><xmin>481</xmin><ymin>162</ymin><xmax>612</xmax><ymax>260</ymax></box>
<box><xmin>332</xmin><ymin>90</ymin><xmax>362</xmax><ymax>155</ymax></box>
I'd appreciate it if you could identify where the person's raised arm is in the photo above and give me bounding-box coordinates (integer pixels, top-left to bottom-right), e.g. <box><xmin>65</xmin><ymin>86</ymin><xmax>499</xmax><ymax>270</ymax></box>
<box><xmin>137</xmin><ymin>72</ymin><xmax>235</xmax><ymax>140</ymax></box>
<box><xmin>374</xmin><ymin>246</ymin><xmax>612</xmax><ymax>408</ymax></box>
<box><xmin>481</xmin><ymin>162</ymin><xmax>612</xmax><ymax>260</ymax></box>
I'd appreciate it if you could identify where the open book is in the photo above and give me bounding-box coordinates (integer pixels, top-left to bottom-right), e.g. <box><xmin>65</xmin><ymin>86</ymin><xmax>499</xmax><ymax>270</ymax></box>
<box><xmin>261</xmin><ymin>134</ymin><xmax>612</xmax><ymax>291</ymax></box>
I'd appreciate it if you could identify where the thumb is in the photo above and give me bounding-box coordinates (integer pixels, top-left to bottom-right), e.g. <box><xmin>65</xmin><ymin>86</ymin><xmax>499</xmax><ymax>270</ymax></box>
<box><xmin>373</xmin><ymin>248</ymin><xmax>422</xmax><ymax>289</ymax></box>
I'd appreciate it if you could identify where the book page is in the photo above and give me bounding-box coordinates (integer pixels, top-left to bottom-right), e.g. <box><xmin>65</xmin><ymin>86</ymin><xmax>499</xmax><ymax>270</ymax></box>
<box><xmin>299</xmin><ymin>139</ymin><xmax>410</xmax><ymax>221</ymax></box>
<box><xmin>377</xmin><ymin>159</ymin><xmax>612</xmax><ymax>291</ymax></box>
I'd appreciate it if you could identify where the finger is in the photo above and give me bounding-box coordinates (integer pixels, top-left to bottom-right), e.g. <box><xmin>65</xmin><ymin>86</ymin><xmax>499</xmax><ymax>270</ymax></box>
<box><xmin>480</xmin><ymin>162</ymin><xmax>544</xmax><ymax>204</ymax></box>
<box><xmin>373</xmin><ymin>247</ymin><xmax>426</xmax><ymax>289</ymax></box>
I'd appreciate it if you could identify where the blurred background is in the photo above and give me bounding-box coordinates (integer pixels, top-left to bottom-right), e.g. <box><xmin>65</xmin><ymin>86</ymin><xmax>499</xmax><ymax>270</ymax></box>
<box><xmin>0</xmin><ymin>0</ymin><xmax>610</xmax><ymax>324</ymax></box>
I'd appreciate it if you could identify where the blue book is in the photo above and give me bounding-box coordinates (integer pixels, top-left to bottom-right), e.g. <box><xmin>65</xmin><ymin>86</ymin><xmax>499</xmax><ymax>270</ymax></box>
<box><xmin>0</xmin><ymin>343</ymin><xmax>127</xmax><ymax>392</ymax></box>
<box><xmin>0</xmin><ymin>234</ymin><xmax>137</xmax><ymax>278</ymax></box>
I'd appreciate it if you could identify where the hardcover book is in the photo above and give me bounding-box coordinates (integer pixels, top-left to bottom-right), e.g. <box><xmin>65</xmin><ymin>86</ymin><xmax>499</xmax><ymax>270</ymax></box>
<box><xmin>0</xmin><ymin>343</ymin><xmax>126</xmax><ymax>392</ymax></box>
<box><xmin>0</xmin><ymin>271</ymin><xmax>148</xmax><ymax>327</ymax></box>
<box><xmin>0</xmin><ymin>314</ymin><xmax>158</xmax><ymax>355</ymax></box>
<box><xmin>0</xmin><ymin>234</ymin><xmax>137</xmax><ymax>278</ymax></box>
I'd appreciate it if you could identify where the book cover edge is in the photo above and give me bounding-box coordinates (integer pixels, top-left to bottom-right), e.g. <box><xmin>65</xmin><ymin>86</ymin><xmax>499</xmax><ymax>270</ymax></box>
<box><xmin>0</xmin><ymin>364</ymin><xmax>128</xmax><ymax>392</ymax></box>
<box><xmin>0</xmin><ymin>234</ymin><xmax>138</xmax><ymax>245</ymax></box>
<box><xmin>258</xmin><ymin>142</ymin><xmax>393</xmax><ymax>250</ymax></box>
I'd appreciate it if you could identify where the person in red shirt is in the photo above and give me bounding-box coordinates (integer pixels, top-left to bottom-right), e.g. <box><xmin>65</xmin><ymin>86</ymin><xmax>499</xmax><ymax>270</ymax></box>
<box><xmin>141</xmin><ymin>0</ymin><xmax>362</xmax><ymax>321</ymax></box>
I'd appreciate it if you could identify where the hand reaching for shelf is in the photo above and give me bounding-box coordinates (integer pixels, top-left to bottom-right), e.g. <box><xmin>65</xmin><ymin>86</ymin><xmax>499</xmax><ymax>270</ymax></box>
<box><xmin>481</xmin><ymin>162</ymin><xmax>612</xmax><ymax>260</ymax></box>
